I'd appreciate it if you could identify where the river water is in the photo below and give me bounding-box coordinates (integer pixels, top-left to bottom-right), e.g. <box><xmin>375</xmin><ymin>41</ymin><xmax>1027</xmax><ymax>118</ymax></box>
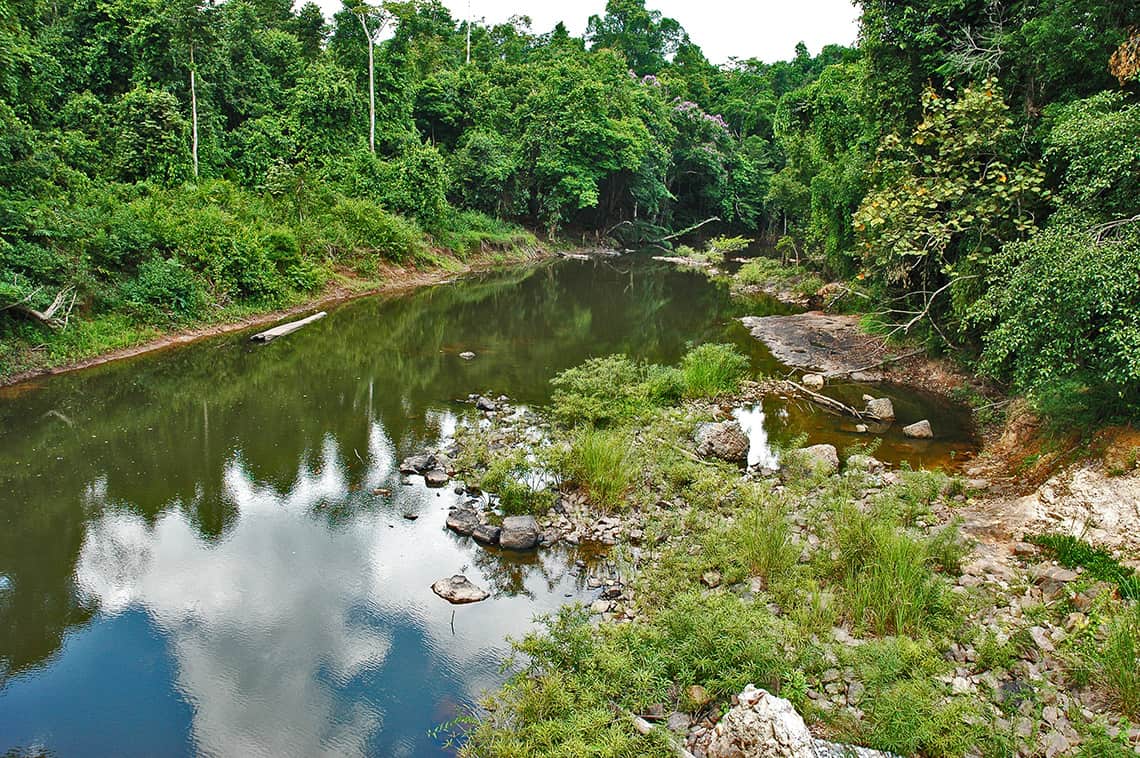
<box><xmin>0</xmin><ymin>256</ymin><xmax>975</xmax><ymax>756</ymax></box>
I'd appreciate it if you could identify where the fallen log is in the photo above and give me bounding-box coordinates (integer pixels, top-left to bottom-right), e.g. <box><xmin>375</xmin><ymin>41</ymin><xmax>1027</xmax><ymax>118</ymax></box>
<box><xmin>250</xmin><ymin>311</ymin><xmax>327</xmax><ymax>343</ymax></box>
<box><xmin>785</xmin><ymin>380</ymin><xmax>866</xmax><ymax>420</ymax></box>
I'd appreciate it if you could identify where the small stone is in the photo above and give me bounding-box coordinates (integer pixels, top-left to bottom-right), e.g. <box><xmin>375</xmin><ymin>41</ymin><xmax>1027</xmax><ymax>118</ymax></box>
<box><xmin>431</xmin><ymin>575</ymin><xmax>489</xmax><ymax>604</ymax></box>
<box><xmin>590</xmin><ymin>599</ymin><xmax>611</xmax><ymax>614</ymax></box>
<box><xmin>499</xmin><ymin>515</ymin><xmax>540</xmax><ymax>550</ymax></box>
<box><xmin>802</xmin><ymin>373</ymin><xmax>825</xmax><ymax>389</ymax></box>
<box><xmin>475</xmin><ymin>396</ymin><xmax>497</xmax><ymax>412</ymax></box>
<box><xmin>1011</xmin><ymin>542</ymin><xmax>1038</xmax><ymax>557</ymax></box>
<box><xmin>794</xmin><ymin>444</ymin><xmax>839</xmax><ymax>477</ymax></box>
<box><xmin>402</xmin><ymin>513</ymin><xmax>419</xmax><ymax>521</ymax></box>
<box><xmin>864</xmin><ymin>397</ymin><xmax>895</xmax><ymax>421</ymax></box>
<box><xmin>687</xmin><ymin>684</ymin><xmax>713</xmax><ymax>708</ymax></box>
<box><xmin>854</xmin><ymin>424</ymin><xmax>869</xmax><ymax>434</ymax></box>
<box><xmin>902</xmin><ymin>420</ymin><xmax>933</xmax><ymax>439</ymax></box>
<box><xmin>702</xmin><ymin>571</ymin><xmax>722</xmax><ymax>589</ymax></box>
<box><xmin>667</xmin><ymin>712</ymin><xmax>691</xmax><ymax>733</ymax></box>
<box><xmin>424</xmin><ymin>469</ymin><xmax>449</xmax><ymax>488</ymax></box>
<box><xmin>459</xmin><ymin>351</ymin><xmax>476</xmax><ymax>360</ymax></box>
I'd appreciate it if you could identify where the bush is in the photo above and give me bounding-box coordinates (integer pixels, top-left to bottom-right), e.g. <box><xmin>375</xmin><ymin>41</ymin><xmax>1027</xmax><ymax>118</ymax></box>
<box><xmin>971</xmin><ymin>218</ymin><xmax>1140</xmax><ymax>422</ymax></box>
<box><xmin>327</xmin><ymin>197</ymin><xmax>430</xmax><ymax>265</ymax></box>
<box><xmin>550</xmin><ymin>355</ymin><xmax>649</xmax><ymax>427</ymax></box>
<box><xmin>122</xmin><ymin>257</ymin><xmax>208</xmax><ymax>321</ymax></box>
<box><xmin>680</xmin><ymin>343</ymin><xmax>749</xmax><ymax>398</ymax></box>
<box><xmin>478</xmin><ymin>451</ymin><xmax>554</xmax><ymax>517</ymax></box>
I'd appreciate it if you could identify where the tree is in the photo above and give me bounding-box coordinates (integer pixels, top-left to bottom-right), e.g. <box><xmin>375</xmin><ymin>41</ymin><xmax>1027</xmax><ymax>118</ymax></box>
<box><xmin>352</xmin><ymin>2</ymin><xmax>390</xmax><ymax>154</ymax></box>
<box><xmin>585</xmin><ymin>0</ymin><xmax>684</xmax><ymax>75</ymax></box>
<box><xmin>853</xmin><ymin>80</ymin><xmax>1047</xmax><ymax>342</ymax></box>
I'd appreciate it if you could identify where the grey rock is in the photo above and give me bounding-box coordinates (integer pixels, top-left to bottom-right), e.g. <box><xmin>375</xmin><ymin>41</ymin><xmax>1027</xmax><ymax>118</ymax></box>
<box><xmin>431</xmin><ymin>575</ymin><xmax>489</xmax><ymax>604</ymax></box>
<box><xmin>500</xmin><ymin>515</ymin><xmax>540</xmax><ymax>550</ymax></box>
<box><xmin>423</xmin><ymin>469</ymin><xmax>450</xmax><ymax>488</ymax></box>
<box><xmin>472</xmin><ymin>523</ymin><xmax>502</xmax><ymax>546</ymax></box>
<box><xmin>902</xmin><ymin>419</ymin><xmax>933</xmax><ymax>439</ymax></box>
<box><xmin>802</xmin><ymin>373</ymin><xmax>825</xmax><ymax>389</ymax></box>
<box><xmin>795</xmin><ymin>444</ymin><xmax>839</xmax><ymax>476</ymax></box>
<box><xmin>446</xmin><ymin>507</ymin><xmax>481</xmax><ymax>536</ymax></box>
<box><xmin>695</xmin><ymin>421</ymin><xmax>751</xmax><ymax>463</ymax></box>
<box><xmin>864</xmin><ymin>397</ymin><xmax>895</xmax><ymax>421</ymax></box>
<box><xmin>845</xmin><ymin>454</ymin><xmax>884</xmax><ymax>474</ymax></box>
<box><xmin>400</xmin><ymin>453</ymin><xmax>436</xmax><ymax>475</ymax></box>
<box><xmin>476</xmin><ymin>396</ymin><xmax>497</xmax><ymax>412</ymax></box>
<box><xmin>667</xmin><ymin>711</ymin><xmax>691</xmax><ymax>734</ymax></box>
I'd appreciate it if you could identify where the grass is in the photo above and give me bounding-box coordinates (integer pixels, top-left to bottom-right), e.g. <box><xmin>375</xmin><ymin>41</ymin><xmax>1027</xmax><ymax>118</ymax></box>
<box><xmin>1030</xmin><ymin>533</ymin><xmax>1140</xmax><ymax>600</ymax></box>
<box><xmin>679</xmin><ymin>343</ymin><xmax>749</xmax><ymax>398</ymax></box>
<box><xmin>564</xmin><ymin>429</ymin><xmax>634</xmax><ymax>512</ymax></box>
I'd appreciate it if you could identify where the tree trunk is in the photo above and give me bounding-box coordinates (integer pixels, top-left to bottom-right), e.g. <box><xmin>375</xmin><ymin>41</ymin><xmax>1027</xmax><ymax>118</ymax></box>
<box><xmin>358</xmin><ymin>12</ymin><xmax>376</xmax><ymax>154</ymax></box>
<box><xmin>190</xmin><ymin>43</ymin><xmax>199</xmax><ymax>179</ymax></box>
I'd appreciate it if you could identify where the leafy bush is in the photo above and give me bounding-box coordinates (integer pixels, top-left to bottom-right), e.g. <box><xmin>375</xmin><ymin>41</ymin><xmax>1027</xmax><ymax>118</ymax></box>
<box><xmin>479</xmin><ymin>451</ymin><xmax>554</xmax><ymax>516</ymax></box>
<box><xmin>122</xmin><ymin>257</ymin><xmax>208</xmax><ymax>321</ymax></box>
<box><xmin>327</xmin><ymin>197</ymin><xmax>430</xmax><ymax>265</ymax></box>
<box><xmin>550</xmin><ymin>355</ymin><xmax>650</xmax><ymax>426</ymax></box>
<box><xmin>971</xmin><ymin>219</ymin><xmax>1140</xmax><ymax>422</ymax></box>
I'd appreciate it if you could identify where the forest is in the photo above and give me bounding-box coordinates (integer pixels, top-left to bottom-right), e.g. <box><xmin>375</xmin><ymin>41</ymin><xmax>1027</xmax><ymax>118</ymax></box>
<box><xmin>0</xmin><ymin>0</ymin><xmax>1138</xmax><ymax>419</ymax></box>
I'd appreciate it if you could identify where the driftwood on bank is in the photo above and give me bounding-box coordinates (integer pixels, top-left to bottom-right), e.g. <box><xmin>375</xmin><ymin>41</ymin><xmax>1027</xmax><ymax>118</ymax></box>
<box><xmin>250</xmin><ymin>311</ymin><xmax>327</xmax><ymax>342</ymax></box>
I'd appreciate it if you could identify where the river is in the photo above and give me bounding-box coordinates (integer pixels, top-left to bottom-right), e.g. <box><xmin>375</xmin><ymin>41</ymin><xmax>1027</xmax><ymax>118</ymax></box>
<box><xmin>0</xmin><ymin>255</ymin><xmax>975</xmax><ymax>756</ymax></box>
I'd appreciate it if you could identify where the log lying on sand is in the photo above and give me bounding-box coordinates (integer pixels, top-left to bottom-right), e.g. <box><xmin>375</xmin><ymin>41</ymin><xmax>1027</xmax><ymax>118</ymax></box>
<box><xmin>250</xmin><ymin>311</ymin><xmax>327</xmax><ymax>343</ymax></box>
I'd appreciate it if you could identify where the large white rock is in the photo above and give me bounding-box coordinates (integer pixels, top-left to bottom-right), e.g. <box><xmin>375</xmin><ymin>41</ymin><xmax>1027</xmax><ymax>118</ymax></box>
<box><xmin>864</xmin><ymin>397</ymin><xmax>895</xmax><ymax>421</ymax></box>
<box><xmin>706</xmin><ymin>685</ymin><xmax>814</xmax><ymax>758</ymax></box>
<box><xmin>903</xmin><ymin>419</ymin><xmax>933</xmax><ymax>439</ymax></box>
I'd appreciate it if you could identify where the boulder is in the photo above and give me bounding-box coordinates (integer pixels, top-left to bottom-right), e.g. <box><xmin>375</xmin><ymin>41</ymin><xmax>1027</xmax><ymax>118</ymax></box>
<box><xmin>424</xmin><ymin>469</ymin><xmax>450</xmax><ymax>488</ymax></box>
<box><xmin>399</xmin><ymin>453</ymin><xmax>436</xmax><ymax>475</ymax></box>
<box><xmin>705</xmin><ymin>685</ymin><xmax>814</xmax><ymax>758</ymax></box>
<box><xmin>472</xmin><ymin>523</ymin><xmax>502</xmax><ymax>546</ymax></box>
<box><xmin>431</xmin><ymin>575</ymin><xmax>489</xmax><ymax>604</ymax></box>
<box><xmin>446</xmin><ymin>507</ymin><xmax>481</xmax><ymax>536</ymax></box>
<box><xmin>864</xmin><ymin>397</ymin><xmax>895</xmax><ymax>421</ymax></box>
<box><xmin>695</xmin><ymin>421</ymin><xmax>750</xmax><ymax>463</ymax></box>
<box><xmin>802</xmin><ymin>373</ymin><xmax>825</xmax><ymax>389</ymax></box>
<box><xmin>499</xmin><ymin>515</ymin><xmax>540</xmax><ymax>550</ymax></box>
<box><xmin>794</xmin><ymin>444</ymin><xmax>839</xmax><ymax>477</ymax></box>
<box><xmin>903</xmin><ymin>420</ymin><xmax>933</xmax><ymax>439</ymax></box>
<box><xmin>704</xmin><ymin>685</ymin><xmax>898</xmax><ymax>758</ymax></box>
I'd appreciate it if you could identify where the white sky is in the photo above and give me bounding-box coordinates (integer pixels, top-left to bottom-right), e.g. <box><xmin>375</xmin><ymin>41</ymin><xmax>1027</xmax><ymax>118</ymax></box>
<box><xmin>317</xmin><ymin>1</ymin><xmax>861</xmax><ymax>64</ymax></box>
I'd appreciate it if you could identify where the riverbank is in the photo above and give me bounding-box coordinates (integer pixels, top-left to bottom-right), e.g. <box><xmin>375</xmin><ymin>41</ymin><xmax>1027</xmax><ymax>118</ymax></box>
<box><xmin>0</xmin><ymin>242</ymin><xmax>556</xmax><ymax>389</ymax></box>
<box><xmin>430</xmin><ymin>346</ymin><xmax>1140</xmax><ymax>757</ymax></box>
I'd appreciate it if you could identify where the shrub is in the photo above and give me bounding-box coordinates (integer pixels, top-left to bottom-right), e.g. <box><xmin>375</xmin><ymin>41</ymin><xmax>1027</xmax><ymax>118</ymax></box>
<box><xmin>327</xmin><ymin>197</ymin><xmax>430</xmax><ymax>265</ymax></box>
<box><xmin>862</xmin><ymin>679</ymin><xmax>982</xmax><ymax>756</ymax></box>
<box><xmin>732</xmin><ymin>493</ymin><xmax>798</xmax><ymax>583</ymax></box>
<box><xmin>122</xmin><ymin>257</ymin><xmax>208</xmax><ymax>321</ymax></box>
<box><xmin>550</xmin><ymin>355</ymin><xmax>649</xmax><ymax>427</ymax></box>
<box><xmin>970</xmin><ymin>218</ymin><xmax>1140</xmax><ymax>423</ymax></box>
<box><xmin>680</xmin><ymin>343</ymin><xmax>749</xmax><ymax>398</ymax></box>
<box><xmin>1079</xmin><ymin>603</ymin><xmax>1140</xmax><ymax>719</ymax></box>
<box><xmin>479</xmin><ymin>451</ymin><xmax>554</xmax><ymax>516</ymax></box>
<box><xmin>706</xmin><ymin>235</ymin><xmax>751</xmax><ymax>255</ymax></box>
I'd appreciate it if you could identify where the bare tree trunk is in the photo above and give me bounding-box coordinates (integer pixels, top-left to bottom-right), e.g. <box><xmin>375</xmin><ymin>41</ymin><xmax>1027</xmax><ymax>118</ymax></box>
<box><xmin>358</xmin><ymin>11</ymin><xmax>376</xmax><ymax>154</ymax></box>
<box><xmin>190</xmin><ymin>43</ymin><xmax>199</xmax><ymax>178</ymax></box>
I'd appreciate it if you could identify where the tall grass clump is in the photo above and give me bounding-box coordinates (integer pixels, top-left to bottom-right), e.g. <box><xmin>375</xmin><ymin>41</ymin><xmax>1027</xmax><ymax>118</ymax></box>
<box><xmin>564</xmin><ymin>428</ymin><xmax>633</xmax><ymax>512</ymax></box>
<box><xmin>831</xmin><ymin>507</ymin><xmax>952</xmax><ymax>636</ymax></box>
<box><xmin>1071</xmin><ymin>603</ymin><xmax>1140</xmax><ymax>719</ymax></box>
<box><xmin>732</xmin><ymin>492</ymin><xmax>799</xmax><ymax>585</ymax></box>
<box><xmin>680</xmin><ymin>343</ymin><xmax>749</xmax><ymax>398</ymax></box>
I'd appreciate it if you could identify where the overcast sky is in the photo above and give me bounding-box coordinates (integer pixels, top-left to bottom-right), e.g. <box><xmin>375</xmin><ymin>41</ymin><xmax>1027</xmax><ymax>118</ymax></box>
<box><xmin>317</xmin><ymin>1</ymin><xmax>861</xmax><ymax>64</ymax></box>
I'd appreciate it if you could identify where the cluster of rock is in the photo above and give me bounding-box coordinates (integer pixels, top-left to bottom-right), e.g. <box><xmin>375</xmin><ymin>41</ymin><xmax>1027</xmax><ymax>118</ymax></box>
<box><xmin>399</xmin><ymin>452</ymin><xmax>453</xmax><ymax>488</ymax></box>
<box><xmin>447</xmin><ymin>505</ymin><xmax>542</xmax><ymax>550</ymax></box>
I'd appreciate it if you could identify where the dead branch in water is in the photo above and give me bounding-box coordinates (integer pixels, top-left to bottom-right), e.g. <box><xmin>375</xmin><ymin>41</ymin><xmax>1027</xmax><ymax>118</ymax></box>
<box><xmin>785</xmin><ymin>381</ymin><xmax>866</xmax><ymax>419</ymax></box>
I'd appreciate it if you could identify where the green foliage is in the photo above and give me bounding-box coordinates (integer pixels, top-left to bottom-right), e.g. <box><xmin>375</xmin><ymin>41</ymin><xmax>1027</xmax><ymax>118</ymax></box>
<box><xmin>854</xmin><ymin>80</ymin><xmax>1048</xmax><ymax>338</ymax></box>
<box><xmin>479</xmin><ymin>451</ymin><xmax>555</xmax><ymax>517</ymax></box>
<box><xmin>550</xmin><ymin>355</ymin><xmax>650</xmax><ymax>427</ymax></box>
<box><xmin>1071</xmin><ymin>602</ymin><xmax>1140</xmax><ymax>719</ymax></box>
<box><xmin>1030</xmin><ymin>534</ymin><xmax>1140</xmax><ymax>600</ymax></box>
<box><xmin>679</xmin><ymin>343</ymin><xmax>749</xmax><ymax>398</ymax></box>
<box><xmin>971</xmin><ymin>219</ymin><xmax>1140</xmax><ymax>421</ymax></box>
<box><xmin>121</xmin><ymin>257</ymin><xmax>208</xmax><ymax>321</ymax></box>
<box><xmin>327</xmin><ymin>196</ymin><xmax>430</xmax><ymax>265</ymax></box>
<box><xmin>563</xmin><ymin>428</ymin><xmax>633</xmax><ymax>512</ymax></box>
